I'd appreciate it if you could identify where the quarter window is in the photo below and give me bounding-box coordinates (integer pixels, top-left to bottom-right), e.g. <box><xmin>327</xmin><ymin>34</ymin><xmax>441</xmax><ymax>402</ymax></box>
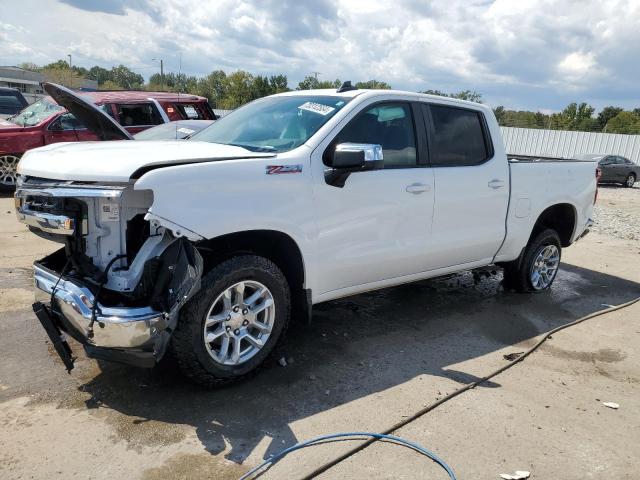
<box><xmin>428</xmin><ymin>105</ymin><xmax>491</xmax><ymax>167</ymax></box>
<box><xmin>334</xmin><ymin>103</ymin><xmax>417</xmax><ymax>168</ymax></box>
<box><xmin>115</xmin><ymin>103</ymin><xmax>162</xmax><ymax>127</ymax></box>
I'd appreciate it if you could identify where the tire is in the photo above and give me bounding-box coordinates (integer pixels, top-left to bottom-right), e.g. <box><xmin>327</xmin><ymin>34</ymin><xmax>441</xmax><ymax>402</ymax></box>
<box><xmin>625</xmin><ymin>173</ymin><xmax>636</xmax><ymax>188</ymax></box>
<box><xmin>171</xmin><ymin>255</ymin><xmax>290</xmax><ymax>388</ymax></box>
<box><xmin>0</xmin><ymin>154</ymin><xmax>21</xmax><ymax>192</ymax></box>
<box><xmin>503</xmin><ymin>228</ymin><xmax>562</xmax><ymax>293</ymax></box>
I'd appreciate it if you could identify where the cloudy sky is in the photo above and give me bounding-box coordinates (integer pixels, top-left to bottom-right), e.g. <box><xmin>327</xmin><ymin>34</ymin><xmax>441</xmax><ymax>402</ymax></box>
<box><xmin>1</xmin><ymin>0</ymin><xmax>639</xmax><ymax>111</ymax></box>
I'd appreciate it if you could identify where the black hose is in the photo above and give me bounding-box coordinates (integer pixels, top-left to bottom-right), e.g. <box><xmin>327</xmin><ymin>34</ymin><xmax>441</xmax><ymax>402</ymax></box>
<box><xmin>299</xmin><ymin>296</ymin><xmax>640</xmax><ymax>480</ymax></box>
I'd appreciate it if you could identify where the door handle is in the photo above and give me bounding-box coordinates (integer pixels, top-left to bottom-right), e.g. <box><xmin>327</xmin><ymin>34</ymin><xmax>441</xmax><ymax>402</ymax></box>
<box><xmin>488</xmin><ymin>179</ymin><xmax>505</xmax><ymax>189</ymax></box>
<box><xmin>406</xmin><ymin>183</ymin><xmax>430</xmax><ymax>194</ymax></box>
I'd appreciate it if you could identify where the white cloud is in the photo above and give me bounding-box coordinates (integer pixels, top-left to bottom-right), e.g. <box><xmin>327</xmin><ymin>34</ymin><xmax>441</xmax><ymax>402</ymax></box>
<box><xmin>0</xmin><ymin>0</ymin><xmax>639</xmax><ymax>110</ymax></box>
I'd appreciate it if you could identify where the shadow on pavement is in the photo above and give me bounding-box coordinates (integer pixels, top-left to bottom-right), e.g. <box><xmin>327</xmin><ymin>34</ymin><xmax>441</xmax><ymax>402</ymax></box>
<box><xmin>71</xmin><ymin>263</ymin><xmax>640</xmax><ymax>463</ymax></box>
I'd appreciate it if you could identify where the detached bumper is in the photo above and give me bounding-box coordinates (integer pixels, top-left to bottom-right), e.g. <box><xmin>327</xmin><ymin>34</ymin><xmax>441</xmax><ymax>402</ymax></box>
<box><xmin>34</xmin><ymin>259</ymin><xmax>165</xmax><ymax>368</ymax></box>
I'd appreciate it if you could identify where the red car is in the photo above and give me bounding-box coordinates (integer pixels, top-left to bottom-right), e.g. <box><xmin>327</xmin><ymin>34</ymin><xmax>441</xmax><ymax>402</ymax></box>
<box><xmin>0</xmin><ymin>89</ymin><xmax>215</xmax><ymax>190</ymax></box>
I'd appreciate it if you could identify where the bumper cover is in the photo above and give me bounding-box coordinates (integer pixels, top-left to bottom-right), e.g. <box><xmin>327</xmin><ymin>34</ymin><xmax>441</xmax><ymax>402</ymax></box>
<box><xmin>34</xmin><ymin>260</ymin><xmax>166</xmax><ymax>350</ymax></box>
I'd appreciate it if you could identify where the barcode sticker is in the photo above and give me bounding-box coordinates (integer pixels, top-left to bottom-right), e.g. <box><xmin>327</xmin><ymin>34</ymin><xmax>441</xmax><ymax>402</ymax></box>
<box><xmin>100</xmin><ymin>203</ymin><xmax>120</xmax><ymax>222</ymax></box>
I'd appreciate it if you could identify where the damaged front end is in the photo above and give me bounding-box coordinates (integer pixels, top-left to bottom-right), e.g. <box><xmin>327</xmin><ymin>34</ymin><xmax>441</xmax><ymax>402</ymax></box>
<box><xmin>15</xmin><ymin>177</ymin><xmax>202</xmax><ymax>370</ymax></box>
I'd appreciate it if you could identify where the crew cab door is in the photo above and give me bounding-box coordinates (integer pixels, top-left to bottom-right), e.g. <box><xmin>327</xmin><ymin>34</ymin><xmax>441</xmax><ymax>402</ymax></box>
<box><xmin>311</xmin><ymin>98</ymin><xmax>435</xmax><ymax>296</ymax></box>
<box><xmin>421</xmin><ymin>103</ymin><xmax>509</xmax><ymax>269</ymax></box>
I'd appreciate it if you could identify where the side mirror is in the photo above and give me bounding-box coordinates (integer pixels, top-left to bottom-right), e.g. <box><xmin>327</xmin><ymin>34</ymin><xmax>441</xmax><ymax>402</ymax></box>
<box><xmin>325</xmin><ymin>143</ymin><xmax>384</xmax><ymax>187</ymax></box>
<box><xmin>328</xmin><ymin>143</ymin><xmax>384</xmax><ymax>169</ymax></box>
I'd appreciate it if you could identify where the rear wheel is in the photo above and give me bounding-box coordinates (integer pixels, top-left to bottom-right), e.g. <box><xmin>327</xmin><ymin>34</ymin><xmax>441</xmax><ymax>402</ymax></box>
<box><xmin>171</xmin><ymin>255</ymin><xmax>290</xmax><ymax>387</ymax></box>
<box><xmin>0</xmin><ymin>154</ymin><xmax>20</xmax><ymax>191</ymax></box>
<box><xmin>503</xmin><ymin>228</ymin><xmax>562</xmax><ymax>293</ymax></box>
<box><xmin>625</xmin><ymin>173</ymin><xmax>636</xmax><ymax>188</ymax></box>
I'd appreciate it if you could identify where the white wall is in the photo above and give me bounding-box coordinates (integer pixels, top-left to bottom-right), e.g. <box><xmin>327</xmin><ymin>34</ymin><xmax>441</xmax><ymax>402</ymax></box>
<box><xmin>501</xmin><ymin>127</ymin><xmax>640</xmax><ymax>164</ymax></box>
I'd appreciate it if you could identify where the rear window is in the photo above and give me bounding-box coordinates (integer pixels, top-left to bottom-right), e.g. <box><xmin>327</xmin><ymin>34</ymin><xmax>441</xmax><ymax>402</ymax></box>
<box><xmin>116</xmin><ymin>103</ymin><xmax>163</xmax><ymax>127</ymax></box>
<box><xmin>428</xmin><ymin>105</ymin><xmax>491</xmax><ymax>167</ymax></box>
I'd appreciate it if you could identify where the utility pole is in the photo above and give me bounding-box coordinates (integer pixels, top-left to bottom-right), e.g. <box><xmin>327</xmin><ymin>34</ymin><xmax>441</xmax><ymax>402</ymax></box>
<box><xmin>67</xmin><ymin>54</ymin><xmax>72</xmax><ymax>88</ymax></box>
<box><xmin>67</xmin><ymin>54</ymin><xmax>72</xmax><ymax>69</ymax></box>
<box><xmin>160</xmin><ymin>59</ymin><xmax>164</xmax><ymax>91</ymax></box>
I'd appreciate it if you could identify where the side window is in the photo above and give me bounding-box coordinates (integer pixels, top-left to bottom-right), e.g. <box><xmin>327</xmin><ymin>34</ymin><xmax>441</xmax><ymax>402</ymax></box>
<box><xmin>428</xmin><ymin>105</ymin><xmax>491</xmax><ymax>167</ymax></box>
<box><xmin>116</xmin><ymin>103</ymin><xmax>162</xmax><ymax>127</ymax></box>
<box><xmin>175</xmin><ymin>103</ymin><xmax>203</xmax><ymax>119</ymax></box>
<box><xmin>53</xmin><ymin>113</ymin><xmax>85</xmax><ymax>130</ymax></box>
<box><xmin>334</xmin><ymin>103</ymin><xmax>417</xmax><ymax>168</ymax></box>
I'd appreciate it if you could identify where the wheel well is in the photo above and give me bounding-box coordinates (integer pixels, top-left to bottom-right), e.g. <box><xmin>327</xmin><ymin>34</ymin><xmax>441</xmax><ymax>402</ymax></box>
<box><xmin>196</xmin><ymin>230</ymin><xmax>306</xmax><ymax>293</ymax></box>
<box><xmin>532</xmin><ymin>204</ymin><xmax>576</xmax><ymax>247</ymax></box>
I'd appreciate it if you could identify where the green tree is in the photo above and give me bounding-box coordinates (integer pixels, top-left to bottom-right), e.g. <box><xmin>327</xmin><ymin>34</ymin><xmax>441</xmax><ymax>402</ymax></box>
<box><xmin>605</xmin><ymin>111</ymin><xmax>640</xmax><ymax>134</ymax></box>
<box><xmin>195</xmin><ymin>70</ymin><xmax>228</xmax><ymax>106</ymax></box>
<box><xmin>297</xmin><ymin>76</ymin><xmax>341</xmax><ymax>90</ymax></box>
<box><xmin>221</xmin><ymin>70</ymin><xmax>255</xmax><ymax>109</ymax></box>
<box><xmin>355</xmin><ymin>80</ymin><xmax>392</xmax><ymax>89</ymax></box>
<box><xmin>110</xmin><ymin>65</ymin><xmax>144</xmax><ymax>89</ymax></box>
<box><xmin>597</xmin><ymin>106</ymin><xmax>623</xmax><ymax>131</ymax></box>
<box><xmin>493</xmin><ymin>106</ymin><xmax>505</xmax><ymax>124</ymax></box>
<box><xmin>269</xmin><ymin>74</ymin><xmax>289</xmax><ymax>93</ymax></box>
<box><xmin>88</xmin><ymin>66</ymin><xmax>112</xmax><ymax>85</ymax></box>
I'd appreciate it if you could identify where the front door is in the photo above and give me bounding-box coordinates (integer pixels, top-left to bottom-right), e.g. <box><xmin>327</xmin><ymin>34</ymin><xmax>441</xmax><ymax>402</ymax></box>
<box><xmin>311</xmin><ymin>100</ymin><xmax>435</xmax><ymax>296</ymax></box>
<box><xmin>45</xmin><ymin>113</ymin><xmax>100</xmax><ymax>145</ymax></box>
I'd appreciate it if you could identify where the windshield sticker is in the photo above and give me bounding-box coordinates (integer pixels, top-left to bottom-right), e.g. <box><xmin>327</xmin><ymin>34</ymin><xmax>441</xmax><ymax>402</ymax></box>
<box><xmin>266</xmin><ymin>164</ymin><xmax>303</xmax><ymax>175</ymax></box>
<box><xmin>298</xmin><ymin>102</ymin><xmax>335</xmax><ymax>116</ymax></box>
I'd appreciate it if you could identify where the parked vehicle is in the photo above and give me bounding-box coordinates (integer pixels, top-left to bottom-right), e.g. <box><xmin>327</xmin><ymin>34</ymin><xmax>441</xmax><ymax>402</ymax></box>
<box><xmin>134</xmin><ymin>120</ymin><xmax>215</xmax><ymax>140</ymax></box>
<box><xmin>0</xmin><ymin>87</ymin><xmax>28</xmax><ymax>120</ymax></box>
<box><xmin>0</xmin><ymin>89</ymin><xmax>215</xmax><ymax>190</ymax></box>
<box><xmin>575</xmin><ymin>154</ymin><xmax>639</xmax><ymax>188</ymax></box>
<box><xmin>15</xmin><ymin>82</ymin><xmax>597</xmax><ymax>386</ymax></box>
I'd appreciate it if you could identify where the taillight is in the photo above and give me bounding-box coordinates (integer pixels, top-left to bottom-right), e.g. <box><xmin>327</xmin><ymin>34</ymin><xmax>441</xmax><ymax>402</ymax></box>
<box><xmin>594</xmin><ymin>167</ymin><xmax>601</xmax><ymax>204</ymax></box>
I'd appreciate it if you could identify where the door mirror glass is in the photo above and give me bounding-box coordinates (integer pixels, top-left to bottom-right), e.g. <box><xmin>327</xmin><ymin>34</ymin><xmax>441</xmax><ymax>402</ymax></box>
<box><xmin>329</xmin><ymin>143</ymin><xmax>384</xmax><ymax>169</ymax></box>
<box><xmin>49</xmin><ymin>119</ymin><xmax>63</xmax><ymax>131</ymax></box>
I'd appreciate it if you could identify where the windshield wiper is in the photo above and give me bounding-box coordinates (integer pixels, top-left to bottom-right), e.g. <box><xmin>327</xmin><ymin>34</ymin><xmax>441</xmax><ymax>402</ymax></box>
<box><xmin>227</xmin><ymin>143</ymin><xmax>276</xmax><ymax>153</ymax></box>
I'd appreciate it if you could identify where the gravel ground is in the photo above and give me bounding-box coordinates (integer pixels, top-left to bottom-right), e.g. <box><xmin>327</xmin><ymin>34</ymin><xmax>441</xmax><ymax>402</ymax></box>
<box><xmin>592</xmin><ymin>184</ymin><xmax>640</xmax><ymax>241</ymax></box>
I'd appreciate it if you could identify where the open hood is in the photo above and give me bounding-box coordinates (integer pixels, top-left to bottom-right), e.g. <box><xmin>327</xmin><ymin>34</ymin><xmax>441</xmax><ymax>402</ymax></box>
<box><xmin>43</xmin><ymin>82</ymin><xmax>134</xmax><ymax>141</ymax></box>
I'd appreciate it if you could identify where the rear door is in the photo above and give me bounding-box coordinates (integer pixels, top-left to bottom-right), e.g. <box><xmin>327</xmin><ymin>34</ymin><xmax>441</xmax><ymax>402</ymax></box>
<box><xmin>422</xmin><ymin>102</ymin><xmax>509</xmax><ymax>269</ymax></box>
<box><xmin>598</xmin><ymin>156</ymin><xmax>615</xmax><ymax>182</ymax></box>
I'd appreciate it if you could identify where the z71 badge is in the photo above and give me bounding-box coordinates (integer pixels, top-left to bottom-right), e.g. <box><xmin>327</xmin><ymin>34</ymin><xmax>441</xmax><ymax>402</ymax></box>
<box><xmin>266</xmin><ymin>164</ymin><xmax>303</xmax><ymax>175</ymax></box>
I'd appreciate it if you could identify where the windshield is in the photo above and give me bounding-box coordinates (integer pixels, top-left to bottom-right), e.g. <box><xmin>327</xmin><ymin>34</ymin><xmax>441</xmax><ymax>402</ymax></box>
<box><xmin>135</xmin><ymin>121</ymin><xmax>208</xmax><ymax>140</ymax></box>
<box><xmin>574</xmin><ymin>153</ymin><xmax>604</xmax><ymax>161</ymax></box>
<box><xmin>9</xmin><ymin>98</ymin><xmax>64</xmax><ymax>126</ymax></box>
<box><xmin>191</xmin><ymin>95</ymin><xmax>351</xmax><ymax>152</ymax></box>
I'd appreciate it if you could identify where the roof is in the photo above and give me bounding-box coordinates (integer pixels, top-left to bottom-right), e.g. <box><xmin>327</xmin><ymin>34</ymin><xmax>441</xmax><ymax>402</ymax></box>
<box><xmin>276</xmin><ymin>88</ymin><xmax>487</xmax><ymax>109</ymax></box>
<box><xmin>79</xmin><ymin>90</ymin><xmax>208</xmax><ymax>103</ymax></box>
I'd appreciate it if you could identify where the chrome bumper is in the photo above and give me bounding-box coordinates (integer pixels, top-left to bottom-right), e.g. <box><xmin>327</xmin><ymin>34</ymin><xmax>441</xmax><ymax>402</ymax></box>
<box><xmin>34</xmin><ymin>261</ymin><xmax>165</xmax><ymax>349</ymax></box>
<box><xmin>17</xmin><ymin>208</ymin><xmax>75</xmax><ymax>235</ymax></box>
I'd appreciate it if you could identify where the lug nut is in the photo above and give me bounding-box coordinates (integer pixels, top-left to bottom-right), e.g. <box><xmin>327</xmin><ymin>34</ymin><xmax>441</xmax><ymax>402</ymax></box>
<box><xmin>234</xmin><ymin>329</ymin><xmax>240</xmax><ymax>335</ymax></box>
<box><xmin>225</xmin><ymin>326</ymin><xmax>231</xmax><ymax>332</ymax></box>
<box><xmin>233</xmin><ymin>306</ymin><xmax>240</xmax><ymax>313</ymax></box>
<box><xmin>242</xmin><ymin>309</ymin><xmax>248</xmax><ymax>315</ymax></box>
<box><xmin>242</xmin><ymin>320</ymin><xmax>249</xmax><ymax>326</ymax></box>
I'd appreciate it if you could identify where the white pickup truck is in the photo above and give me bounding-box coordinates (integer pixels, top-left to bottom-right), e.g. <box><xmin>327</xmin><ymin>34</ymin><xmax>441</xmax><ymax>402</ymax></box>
<box><xmin>15</xmin><ymin>83</ymin><xmax>597</xmax><ymax>386</ymax></box>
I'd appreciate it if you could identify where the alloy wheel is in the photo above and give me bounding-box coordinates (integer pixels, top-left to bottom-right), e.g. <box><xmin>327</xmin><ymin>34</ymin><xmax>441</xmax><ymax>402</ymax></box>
<box><xmin>530</xmin><ymin>244</ymin><xmax>560</xmax><ymax>290</ymax></box>
<box><xmin>203</xmin><ymin>280</ymin><xmax>275</xmax><ymax>366</ymax></box>
<box><xmin>0</xmin><ymin>155</ymin><xmax>20</xmax><ymax>187</ymax></box>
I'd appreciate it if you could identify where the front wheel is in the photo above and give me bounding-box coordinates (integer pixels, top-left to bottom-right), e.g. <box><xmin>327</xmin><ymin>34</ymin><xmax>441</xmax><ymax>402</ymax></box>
<box><xmin>171</xmin><ymin>255</ymin><xmax>290</xmax><ymax>387</ymax></box>
<box><xmin>625</xmin><ymin>173</ymin><xmax>636</xmax><ymax>188</ymax></box>
<box><xmin>0</xmin><ymin>154</ymin><xmax>21</xmax><ymax>191</ymax></box>
<box><xmin>503</xmin><ymin>229</ymin><xmax>562</xmax><ymax>293</ymax></box>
